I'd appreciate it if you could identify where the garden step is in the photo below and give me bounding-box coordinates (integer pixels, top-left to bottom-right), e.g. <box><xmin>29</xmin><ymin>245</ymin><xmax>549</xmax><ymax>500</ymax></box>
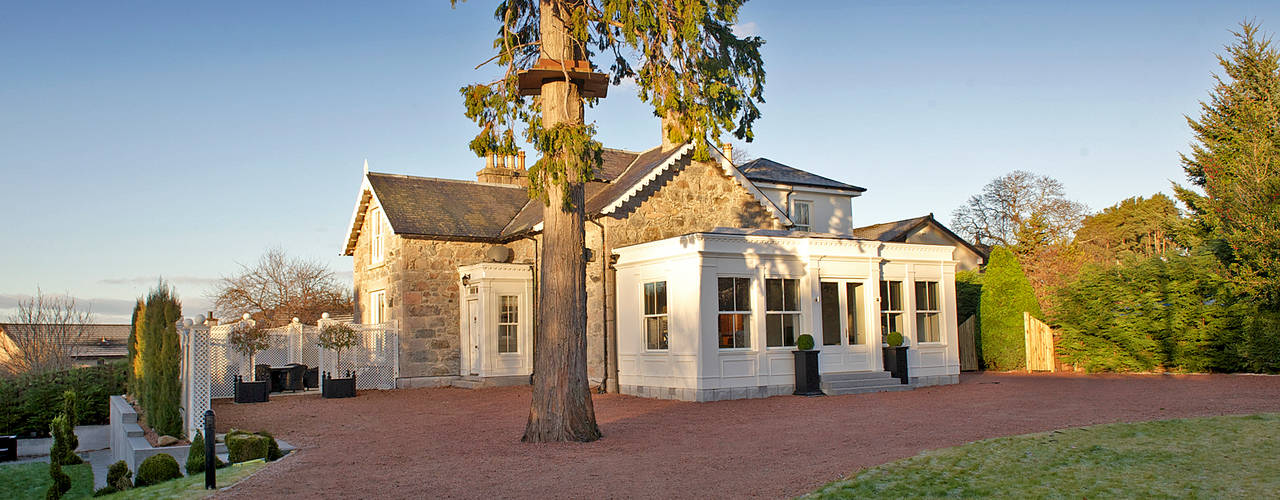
<box><xmin>451</xmin><ymin>378</ymin><xmax>484</xmax><ymax>389</ymax></box>
<box><xmin>823</xmin><ymin>383</ymin><xmax>913</xmax><ymax>396</ymax></box>
<box><xmin>822</xmin><ymin>377</ymin><xmax>907</xmax><ymax>391</ymax></box>
<box><xmin>821</xmin><ymin>371</ymin><xmax>898</xmax><ymax>383</ymax></box>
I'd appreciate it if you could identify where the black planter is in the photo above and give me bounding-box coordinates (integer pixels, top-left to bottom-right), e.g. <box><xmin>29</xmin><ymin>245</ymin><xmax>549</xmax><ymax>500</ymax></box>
<box><xmin>792</xmin><ymin>350</ymin><xmax>823</xmax><ymax>396</ymax></box>
<box><xmin>234</xmin><ymin>376</ymin><xmax>269</xmax><ymax>403</ymax></box>
<box><xmin>882</xmin><ymin>346</ymin><xmax>909</xmax><ymax>385</ymax></box>
<box><xmin>322</xmin><ymin>371</ymin><xmax>356</xmax><ymax>399</ymax></box>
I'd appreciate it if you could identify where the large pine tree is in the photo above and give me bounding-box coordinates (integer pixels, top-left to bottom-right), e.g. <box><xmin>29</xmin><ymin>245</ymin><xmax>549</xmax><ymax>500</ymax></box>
<box><xmin>1177</xmin><ymin>22</ymin><xmax>1280</xmax><ymax>308</ymax></box>
<box><xmin>456</xmin><ymin>0</ymin><xmax>765</xmax><ymax>442</ymax></box>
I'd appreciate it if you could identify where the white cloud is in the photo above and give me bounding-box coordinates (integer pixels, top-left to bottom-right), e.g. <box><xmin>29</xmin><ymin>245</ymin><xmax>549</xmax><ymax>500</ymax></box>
<box><xmin>732</xmin><ymin>21</ymin><xmax>759</xmax><ymax>37</ymax></box>
<box><xmin>99</xmin><ymin>275</ymin><xmax>219</xmax><ymax>287</ymax></box>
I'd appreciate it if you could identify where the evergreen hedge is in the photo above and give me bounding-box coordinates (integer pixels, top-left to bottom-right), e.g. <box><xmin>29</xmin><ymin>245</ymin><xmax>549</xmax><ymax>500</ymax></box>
<box><xmin>138</xmin><ymin>284</ymin><xmax>183</xmax><ymax>438</ymax></box>
<box><xmin>0</xmin><ymin>362</ymin><xmax>126</xmax><ymax>436</ymax></box>
<box><xmin>978</xmin><ymin>247</ymin><xmax>1042</xmax><ymax>371</ymax></box>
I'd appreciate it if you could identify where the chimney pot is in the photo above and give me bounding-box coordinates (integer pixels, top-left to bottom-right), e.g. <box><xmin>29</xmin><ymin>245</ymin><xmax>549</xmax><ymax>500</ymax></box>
<box><xmin>723</xmin><ymin>142</ymin><xmax>734</xmax><ymax>163</ymax></box>
<box><xmin>485</xmin><ymin>153</ymin><xmax>494</xmax><ymax>169</ymax></box>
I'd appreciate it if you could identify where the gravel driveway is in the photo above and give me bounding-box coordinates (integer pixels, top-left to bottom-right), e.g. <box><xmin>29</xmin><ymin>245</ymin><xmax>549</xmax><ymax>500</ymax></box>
<box><xmin>212</xmin><ymin>372</ymin><xmax>1280</xmax><ymax>499</ymax></box>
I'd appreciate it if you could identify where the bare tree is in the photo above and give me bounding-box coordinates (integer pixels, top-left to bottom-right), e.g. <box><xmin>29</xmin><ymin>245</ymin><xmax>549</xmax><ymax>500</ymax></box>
<box><xmin>730</xmin><ymin>144</ymin><xmax>755</xmax><ymax>165</ymax></box>
<box><xmin>2</xmin><ymin>289</ymin><xmax>93</xmax><ymax>375</ymax></box>
<box><xmin>951</xmin><ymin>170</ymin><xmax>1088</xmax><ymax>252</ymax></box>
<box><xmin>210</xmin><ymin>248</ymin><xmax>352</xmax><ymax>327</ymax></box>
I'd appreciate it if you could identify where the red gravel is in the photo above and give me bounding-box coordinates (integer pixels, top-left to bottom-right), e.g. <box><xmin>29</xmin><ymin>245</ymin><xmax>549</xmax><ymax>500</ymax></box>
<box><xmin>212</xmin><ymin>372</ymin><xmax>1280</xmax><ymax>499</ymax></box>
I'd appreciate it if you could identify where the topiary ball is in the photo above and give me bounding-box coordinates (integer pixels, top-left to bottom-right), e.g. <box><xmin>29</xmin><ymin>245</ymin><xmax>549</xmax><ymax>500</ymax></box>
<box><xmin>106</xmin><ymin>460</ymin><xmax>132</xmax><ymax>491</ymax></box>
<box><xmin>886</xmin><ymin>332</ymin><xmax>904</xmax><ymax>347</ymax></box>
<box><xmin>796</xmin><ymin>334</ymin><xmax>815</xmax><ymax>351</ymax></box>
<box><xmin>134</xmin><ymin>453</ymin><xmax>182</xmax><ymax>487</ymax></box>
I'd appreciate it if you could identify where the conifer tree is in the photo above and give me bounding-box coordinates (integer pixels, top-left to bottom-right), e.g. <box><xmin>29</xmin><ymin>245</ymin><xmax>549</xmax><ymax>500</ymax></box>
<box><xmin>47</xmin><ymin>414</ymin><xmax>72</xmax><ymax>499</ymax></box>
<box><xmin>62</xmin><ymin>390</ymin><xmax>79</xmax><ymax>455</ymax></box>
<box><xmin>141</xmin><ymin>282</ymin><xmax>182</xmax><ymax>437</ymax></box>
<box><xmin>128</xmin><ymin>299</ymin><xmax>144</xmax><ymax>398</ymax></box>
<box><xmin>456</xmin><ymin>0</ymin><xmax>765</xmax><ymax>442</ymax></box>
<box><xmin>978</xmin><ymin>247</ymin><xmax>1042</xmax><ymax>370</ymax></box>
<box><xmin>1177</xmin><ymin>22</ymin><xmax>1280</xmax><ymax>307</ymax></box>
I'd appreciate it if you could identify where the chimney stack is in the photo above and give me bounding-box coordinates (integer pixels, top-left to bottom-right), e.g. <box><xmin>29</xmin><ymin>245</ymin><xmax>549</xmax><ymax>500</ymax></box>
<box><xmin>477</xmin><ymin>150</ymin><xmax>529</xmax><ymax>187</ymax></box>
<box><xmin>722</xmin><ymin>142</ymin><xmax>734</xmax><ymax>163</ymax></box>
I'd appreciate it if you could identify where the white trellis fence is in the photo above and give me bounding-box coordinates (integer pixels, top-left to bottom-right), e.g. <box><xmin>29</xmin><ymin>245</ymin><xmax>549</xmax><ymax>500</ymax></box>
<box><xmin>178</xmin><ymin>313</ymin><xmax>398</xmax><ymax>437</ymax></box>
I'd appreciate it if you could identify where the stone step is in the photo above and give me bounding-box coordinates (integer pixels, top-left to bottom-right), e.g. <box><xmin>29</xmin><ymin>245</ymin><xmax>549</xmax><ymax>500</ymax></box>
<box><xmin>822</xmin><ymin>377</ymin><xmax>906</xmax><ymax>391</ymax></box>
<box><xmin>821</xmin><ymin>371</ymin><xmax>897</xmax><ymax>383</ymax></box>
<box><xmin>823</xmin><ymin>383</ymin><xmax>913</xmax><ymax>396</ymax></box>
<box><xmin>451</xmin><ymin>378</ymin><xmax>484</xmax><ymax>389</ymax></box>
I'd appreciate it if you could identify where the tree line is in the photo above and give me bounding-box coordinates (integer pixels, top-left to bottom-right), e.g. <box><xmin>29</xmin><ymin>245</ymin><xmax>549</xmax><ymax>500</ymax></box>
<box><xmin>954</xmin><ymin>22</ymin><xmax>1280</xmax><ymax>373</ymax></box>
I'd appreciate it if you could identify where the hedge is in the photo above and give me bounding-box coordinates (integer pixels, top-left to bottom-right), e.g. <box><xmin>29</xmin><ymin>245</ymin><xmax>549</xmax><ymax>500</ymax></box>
<box><xmin>0</xmin><ymin>362</ymin><xmax>127</xmax><ymax>437</ymax></box>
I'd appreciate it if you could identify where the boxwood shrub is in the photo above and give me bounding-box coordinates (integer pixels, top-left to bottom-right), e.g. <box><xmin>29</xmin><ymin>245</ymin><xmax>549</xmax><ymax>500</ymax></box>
<box><xmin>134</xmin><ymin>453</ymin><xmax>182</xmax><ymax>487</ymax></box>
<box><xmin>0</xmin><ymin>362</ymin><xmax>127</xmax><ymax>436</ymax></box>
<box><xmin>226</xmin><ymin>429</ymin><xmax>284</xmax><ymax>463</ymax></box>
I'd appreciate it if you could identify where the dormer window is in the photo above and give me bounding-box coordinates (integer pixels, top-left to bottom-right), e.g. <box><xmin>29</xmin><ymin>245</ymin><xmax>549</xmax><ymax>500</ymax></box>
<box><xmin>791</xmin><ymin>200</ymin><xmax>812</xmax><ymax>232</ymax></box>
<box><xmin>370</xmin><ymin>207</ymin><xmax>384</xmax><ymax>264</ymax></box>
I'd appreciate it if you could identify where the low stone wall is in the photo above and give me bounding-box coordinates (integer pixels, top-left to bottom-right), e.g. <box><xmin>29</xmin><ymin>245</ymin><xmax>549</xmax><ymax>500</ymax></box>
<box><xmin>108</xmin><ymin>395</ymin><xmax>224</xmax><ymax>473</ymax></box>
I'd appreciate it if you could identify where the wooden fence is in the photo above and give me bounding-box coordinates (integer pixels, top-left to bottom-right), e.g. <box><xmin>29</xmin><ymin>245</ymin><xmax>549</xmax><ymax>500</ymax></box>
<box><xmin>958</xmin><ymin>316</ymin><xmax>979</xmax><ymax>371</ymax></box>
<box><xmin>1023</xmin><ymin>312</ymin><xmax>1055</xmax><ymax>372</ymax></box>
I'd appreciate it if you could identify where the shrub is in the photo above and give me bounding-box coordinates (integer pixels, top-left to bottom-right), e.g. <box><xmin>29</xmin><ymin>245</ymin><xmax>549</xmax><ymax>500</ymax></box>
<box><xmin>226</xmin><ymin>429</ymin><xmax>284</xmax><ymax>463</ymax></box>
<box><xmin>62</xmin><ymin>390</ymin><xmax>79</xmax><ymax>453</ymax></box>
<box><xmin>185</xmin><ymin>430</ymin><xmax>226</xmax><ymax>474</ymax></box>
<box><xmin>886</xmin><ymin>332</ymin><xmax>904</xmax><ymax>347</ymax></box>
<box><xmin>226</xmin><ymin>431</ymin><xmax>270</xmax><ymax>463</ymax></box>
<box><xmin>134</xmin><ymin>453</ymin><xmax>182</xmax><ymax>487</ymax></box>
<box><xmin>106</xmin><ymin>460</ymin><xmax>132</xmax><ymax>491</ymax></box>
<box><xmin>47</xmin><ymin>415</ymin><xmax>72</xmax><ymax>500</ymax></box>
<box><xmin>0</xmin><ymin>362</ymin><xmax>127</xmax><ymax>436</ymax></box>
<box><xmin>979</xmin><ymin>247</ymin><xmax>1042</xmax><ymax>370</ymax></box>
<box><xmin>49</xmin><ymin>412</ymin><xmax>81</xmax><ymax>466</ymax></box>
<box><xmin>317</xmin><ymin>324</ymin><xmax>358</xmax><ymax>373</ymax></box>
<box><xmin>796</xmin><ymin>334</ymin><xmax>815</xmax><ymax>351</ymax></box>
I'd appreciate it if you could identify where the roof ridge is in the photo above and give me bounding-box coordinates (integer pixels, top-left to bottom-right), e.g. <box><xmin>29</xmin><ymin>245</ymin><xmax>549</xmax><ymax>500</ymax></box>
<box><xmin>367</xmin><ymin>171</ymin><xmax>525</xmax><ymax>189</ymax></box>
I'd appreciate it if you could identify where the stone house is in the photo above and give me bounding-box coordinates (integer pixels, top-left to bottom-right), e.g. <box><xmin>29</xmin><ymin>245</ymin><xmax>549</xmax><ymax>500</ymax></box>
<box><xmin>342</xmin><ymin>140</ymin><xmax>962</xmax><ymax>400</ymax></box>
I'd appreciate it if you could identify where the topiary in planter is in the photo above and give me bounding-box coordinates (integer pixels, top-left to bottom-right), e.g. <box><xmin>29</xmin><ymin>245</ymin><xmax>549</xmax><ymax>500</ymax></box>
<box><xmin>106</xmin><ymin>460</ymin><xmax>132</xmax><ymax>491</ymax></box>
<box><xmin>226</xmin><ymin>430</ymin><xmax>269</xmax><ymax>463</ymax></box>
<box><xmin>318</xmin><ymin>324</ymin><xmax>359</xmax><ymax>374</ymax></box>
<box><xmin>796</xmin><ymin>334</ymin><xmax>815</xmax><ymax>351</ymax></box>
<box><xmin>134</xmin><ymin>453</ymin><xmax>182</xmax><ymax>487</ymax></box>
<box><xmin>886</xmin><ymin>332</ymin><xmax>904</xmax><ymax>347</ymax></box>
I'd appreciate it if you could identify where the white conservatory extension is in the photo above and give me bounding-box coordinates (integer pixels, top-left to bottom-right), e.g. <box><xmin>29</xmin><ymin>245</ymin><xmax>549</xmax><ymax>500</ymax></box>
<box><xmin>614</xmin><ymin>228</ymin><xmax>961</xmax><ymax>402</ymax></box>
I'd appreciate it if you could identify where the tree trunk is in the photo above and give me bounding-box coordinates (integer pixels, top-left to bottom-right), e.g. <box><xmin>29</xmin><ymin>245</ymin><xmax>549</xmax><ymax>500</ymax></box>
<box><xmin>523</xmin><ymin>0</ymin><xmax>601</xmax><ymax>443</ymax></box>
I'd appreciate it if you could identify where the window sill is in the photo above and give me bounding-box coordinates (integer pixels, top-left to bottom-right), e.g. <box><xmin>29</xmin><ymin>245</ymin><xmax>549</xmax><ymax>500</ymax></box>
<box><xmin>717</xmin><ymin>348</ymin><xmax>755</xmax><ymax>354</ymax></box>
<box><xmin>366</xmin><ymin>261</ymin><xmax>385</xmax><ymax>271</ymax></box>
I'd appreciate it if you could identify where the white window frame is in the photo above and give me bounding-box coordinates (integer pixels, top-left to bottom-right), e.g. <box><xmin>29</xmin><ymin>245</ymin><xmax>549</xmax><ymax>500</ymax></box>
<box><xmin>791</xmin><ymin>200</ymin><xmax>812</xmax><ymax>232</ymax></box>
<box><xmin>369</xmin><ymin>289</ymin><xmax>386</xmax><ymax>324</ymax></box>
<box><xmin>765</xmin><ymin>277</ymin><xmax>801</xmax><ymax>348</ymax></box>
<box><xmin>643</xmin><ymin>281</ymin><xmax>669</xmax><ymax>351</ymax></box>
<box><xmin>497</xmin><ymin>295</ymin><xmax>519</xmax><ymax>354</ymax></box>
<box><xmin>370</xmin><ymin>207</ymin><xmax>385</xmax><ymax>265</ymax></box>
<box><xmin>717</xmin><ymin>276</ymin><xmax>752</xmax><ymax>350</ymax></box>
<box><xmin>914</xmin><ymin>281</ymin><xmax>942</xmax><ymax>344</ymax></box>
<box><xmin>879</xmin><ymin>280</ymin><xmax>903</xmax><ymax>344</ymax></box>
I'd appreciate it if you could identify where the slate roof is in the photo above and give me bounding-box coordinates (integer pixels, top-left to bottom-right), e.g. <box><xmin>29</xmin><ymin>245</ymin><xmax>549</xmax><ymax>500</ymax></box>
<box><xmin>737</xmin><ymin>158</ymin><xmax>866</xmax><ymax>192</ymax></box>
<box><xmin>367</xmin><ymin>172</ymin><xmax>528</xmax><ymax>240</ymax></box>
<box><xmin>853</xmin><ymin>214</ymin><xmax>987</xmax><ymax>259</ymax></box>
<box><xmin>597</xmin><ymin>148</ymin><xmax>641</xmax><ymax>181</ymax></box>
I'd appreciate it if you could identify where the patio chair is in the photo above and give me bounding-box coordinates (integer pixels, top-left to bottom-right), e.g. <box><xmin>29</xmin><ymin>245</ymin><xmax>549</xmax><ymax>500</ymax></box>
<box><xmin>283</xmin><ymin>363</ymin><xmax>306</xmax><ymax>392</ymax></box>
<box><xmin>254</xmin><ymin>364</ymin><xmax>273</xmax><ymax>392</ymax></box>
<box><xmin>304</xmin><ymin>366</ymin><xmax>319</xmax><ymax>389</ymax></box>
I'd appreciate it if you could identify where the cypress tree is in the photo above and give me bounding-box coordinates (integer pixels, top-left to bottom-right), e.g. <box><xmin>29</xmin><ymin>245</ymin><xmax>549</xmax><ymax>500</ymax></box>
<box><xmin>978</xmin><ymin>247</ymin><xmax>1042</xmax><ymax>370</ymax></box>
<box><xmin>128</xmin><ymin>299</ymin><xmax>144</xmax><ymax>400</ymax></box>
<box><xmin>47</xmin><ymin>414</ymin><xmax>72</xmax><ymax>499</ymax></box>
<box><xmin>61</xmin><ymin>391</ymin><xmax>79</xmax><ymax>455</ymax></box>
<box><xmin>141</xmin><ymin>282</ymin><xmax>182</xmax><ymax>438</ymax></box>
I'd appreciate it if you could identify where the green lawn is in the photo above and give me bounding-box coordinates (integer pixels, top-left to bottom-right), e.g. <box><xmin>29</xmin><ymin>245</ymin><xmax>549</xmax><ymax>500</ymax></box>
<box><xmin>0</xmin><ymin>459</ymin><xmax>266</xmax><ymax>500</ymax></box>
<box><xmin>805</xmin><ymin>413</ymin><xmax>1280</xmax><ymax>499</ymax></box>
<box><xmin>98</xmin><ymin>460</ymin><xmax>267</xmax><ymax>500</ymax></box>
<box><xmin>0</xmin><ymin>462</ymin><xmax>93</xmax><ymax>499</ymax></box>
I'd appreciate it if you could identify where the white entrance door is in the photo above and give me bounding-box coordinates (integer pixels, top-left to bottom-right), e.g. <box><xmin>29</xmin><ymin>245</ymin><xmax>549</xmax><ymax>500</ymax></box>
<box><xmin>467</xmin><ymin>299</ymin><xmax>481</xmax><ymax>375</ymax></box>
<box><xmin>818</xmin><ymin>280</ymin><xmax>873</xmax><ymax>372</ymax></box>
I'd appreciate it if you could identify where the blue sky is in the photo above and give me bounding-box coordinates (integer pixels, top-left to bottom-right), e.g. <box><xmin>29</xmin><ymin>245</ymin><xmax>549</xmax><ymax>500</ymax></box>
<box><xmin>3</xmin><ymin>1</ymin><xmax>1278</xmax><ymax>323</ymax></box>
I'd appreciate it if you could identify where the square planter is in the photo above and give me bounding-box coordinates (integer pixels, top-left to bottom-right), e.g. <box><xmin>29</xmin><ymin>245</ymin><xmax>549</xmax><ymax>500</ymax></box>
<box><xmin>792</xmin><ymin>350</ymin><xmax>824</xmax><ymax>396</ymax></box>
<box><xmin>322</xmin><ymin>372</ymin><xmax>356</xmax><ymax>399</ymax></box>
<box><xmin>234</xmin><ymin>376</ymin><xmax>269</xmax><ymax>404</ymax></box>
<box><xmin>882</xmin><ymin>346</ymin><xmax>909</xmax><ymax>385</ymax></box>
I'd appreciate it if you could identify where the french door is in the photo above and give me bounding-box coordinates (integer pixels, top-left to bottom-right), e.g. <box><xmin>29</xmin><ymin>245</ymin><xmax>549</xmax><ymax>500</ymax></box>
<box><xmin>818</xmin><ymin>280</ymin><xmax>874</xmax><ymax>371</ymax></box>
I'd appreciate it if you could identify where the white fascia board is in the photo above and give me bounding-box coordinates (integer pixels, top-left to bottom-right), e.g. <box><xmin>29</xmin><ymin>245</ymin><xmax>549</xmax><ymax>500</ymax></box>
<box><xmin>706</xmin><ymin>145</ymin><xmax>795</xmax><ymax>226</ymax></box>
<box><xmin>341</xmin><ymin>174</ymin><xmax>391</xmax><ymax>256</ymax></box>
<box><xmin>750</xmin><ymin>181</ymin><xmax>865</xmax><ymax>198</ymax></box>
<box><xmin>600</xmin><ymin>143</ymin><xmax>695</xmax><ymax>215</ymax></box>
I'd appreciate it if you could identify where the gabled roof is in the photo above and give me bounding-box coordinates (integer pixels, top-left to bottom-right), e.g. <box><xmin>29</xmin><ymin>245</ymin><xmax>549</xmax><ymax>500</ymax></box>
<box><xmin>853</xmin><ymin>214</ymin><xmax>986</xmax><ymax>259</ymax></box>
<box><xmin>342</xmin><ymin>172</ymin><xmax>528</xmax><ymax>254</ymax></box>
<box><xmin>738</xmin><ymin>158</ymin><xmax>866</xmax><ymax>192</ymax></box>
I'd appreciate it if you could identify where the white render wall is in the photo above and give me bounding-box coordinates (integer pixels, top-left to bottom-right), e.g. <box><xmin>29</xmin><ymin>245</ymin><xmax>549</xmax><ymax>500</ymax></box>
<box><xmin>614</xmin><ymin>232</ymin><xmax>960</xmax><ymax>401</ymax></box>
<box><xmin>755</xmin><ymin>184</ymin><xmax>855</xmax><ymax>235</ymax></box>
<box><xmin>457</xmin><ymin>263</ymin><xmax>534</xmax><ymax>379</ymax></box>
